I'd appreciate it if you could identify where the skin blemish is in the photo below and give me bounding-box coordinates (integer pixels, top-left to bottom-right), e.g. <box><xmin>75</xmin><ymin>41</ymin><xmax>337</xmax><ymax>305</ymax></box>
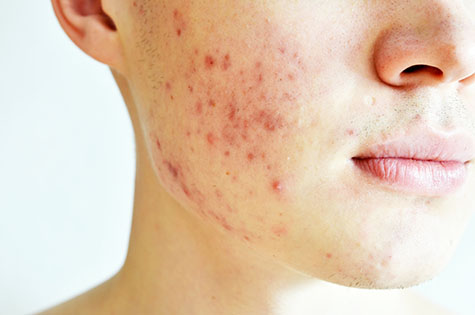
<box><xmin>346</xmin><ymin>129</ymin><xmax>355</xmax><ymax>136</ymax></box>
<box><xmin>326</xmin><ymin>253</ymin><xmax>333</xmax><ymax>259</ymax></box>
<box><xmin>247</xmin><ymin>153</ymin><xmax>255</xmax><ymax>161</ymax></box>
<box><xmin>271</xmin><ymin>224</ymin><xmax>288</xmax><ymax>237</ymax></box>
<box><xmin>207</xmin><ymin>132</ymin><xmax>216</xmax><ymax>145</ymax></box>
<box><xmin>195</xmin><ymin>101</ymin><xmax>203</xmax><ymax>114</ymax></box>
<box><xmin>209</xmin><ymin>99</ymin><xmax>216</xmax><ymax>107</ymax></box>
<box><xmin>204</xmin><ymin>55</ymin><xmax>216</xmax><ymax>69</ymax></box>
<box><xmin>164</xmin><ymin>160</ymin><xmax>180</xmax><ymax>179</ymax></box>
<box><xmin>272</xmin><ymin>180</ymin><xmax>283</xmax><ymax>193</ymax></box>
<box><xmin>224</xmin><ymin>151</ymin><xmax>230</xmax><ymax>157</ymax></box>
<box><xmin>181</xmin><ymin>184</ymin><xmax>191</xmax><ymax>197</ymax></box>
<box><xmin>165</xmin><ymin>82</ymin><xmax>171</xmax><ymax>90</ymax></box>
<box><xmin>188</xmin><ymin>85</ymin><xmax>194</xmax><ymax>93</ymax></box>
<box><xmin>208</xmin><ymin>210</ymin><xmax>233</xmax><ymax>231</ymax></box>
<box><xmin>172</xmin><ymin>9</ymin><xmax>186</xmax><ymax>37</ymax></box>
<box><xmin>222</xmin><ymin>54</ymin><xmax>231</xmax><ymax>71</ymax></box>
<box><xmin>244</xmin><ymin>235</ymin><xmax>251</xmax><ymax>241</ymax></box>
<box><xmin>255</xmin><ymin>109</ymin><xmax>284</xmax><ymax>132</ymax></box>
<box><xmin>156</xmin><ymin>138</ymin><xmax>161</xmax><ymax>151</ymax></box>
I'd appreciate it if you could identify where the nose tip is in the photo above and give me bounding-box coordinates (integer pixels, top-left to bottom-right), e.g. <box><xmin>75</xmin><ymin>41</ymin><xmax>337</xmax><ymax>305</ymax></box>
<box><xmin>373</xmin><ymin>11</ymin><xmax>475</xmax><ymax>88</ymax></box>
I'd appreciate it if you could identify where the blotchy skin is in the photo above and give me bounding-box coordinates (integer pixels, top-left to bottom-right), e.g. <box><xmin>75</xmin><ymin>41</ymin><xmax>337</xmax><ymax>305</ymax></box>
<box><xmin>110</xmin><ymin>0</ymin><xmax>475</xmax><ymax>291</ymax></box>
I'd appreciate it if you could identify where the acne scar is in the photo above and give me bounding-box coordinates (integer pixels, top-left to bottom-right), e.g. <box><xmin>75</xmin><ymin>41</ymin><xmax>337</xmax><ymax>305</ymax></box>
<box><xmin>164</xmin><ymin>160</ymin><xmax>179</xmax><ymax>179</ymax></box>
<box><xmin>156</xmin><ymin>138</ymin><xmax>161</xmax><ymax>151</ymax></box>
<box><xmin>208</xmin><ymin>209</ymin><xmax>233</xmax><ymax>231</ymax></box>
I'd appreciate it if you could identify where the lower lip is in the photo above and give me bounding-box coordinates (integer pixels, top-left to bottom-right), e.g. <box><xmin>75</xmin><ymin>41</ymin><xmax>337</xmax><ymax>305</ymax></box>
<box><xmin>352</xmin><ymin>157</ymin><xmax>469</xmax><ymax>195</ymax></box>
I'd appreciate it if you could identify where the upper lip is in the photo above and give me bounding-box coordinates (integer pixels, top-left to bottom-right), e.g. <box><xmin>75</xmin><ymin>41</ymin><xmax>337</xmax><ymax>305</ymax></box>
<box><xmin>352</xmin><ymin>129</ymin><xmax>475</xmax><ymax>163</ymax></box>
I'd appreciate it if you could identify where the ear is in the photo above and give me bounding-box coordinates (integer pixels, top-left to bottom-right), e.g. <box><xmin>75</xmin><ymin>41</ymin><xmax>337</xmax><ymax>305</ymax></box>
<box><xmin>51</xmin><ymin>0</ymin><xmax>127</xmax><ymax>75</ymax></box>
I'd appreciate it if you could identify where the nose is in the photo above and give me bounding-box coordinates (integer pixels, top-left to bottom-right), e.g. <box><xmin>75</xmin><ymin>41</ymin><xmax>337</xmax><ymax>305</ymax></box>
<box><xmin>373</xmin><ymin>2</ymin><xmax>475</xmax><ymax>88</ymax></box>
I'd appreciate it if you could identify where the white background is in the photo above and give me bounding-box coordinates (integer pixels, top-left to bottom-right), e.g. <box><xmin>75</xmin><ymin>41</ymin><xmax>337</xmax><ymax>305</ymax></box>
<box><xmin>0</xmin><ymin>2</ymin><xmax>474</xmax><ymax>315</ymax></box>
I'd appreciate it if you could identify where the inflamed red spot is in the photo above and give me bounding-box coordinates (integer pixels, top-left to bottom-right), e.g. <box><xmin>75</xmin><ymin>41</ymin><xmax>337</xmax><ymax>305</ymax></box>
<box><xmin>272</xmin><ymin>180</ymin><xmax>283</xmax><ymax>192</ymax></box>
<box><xmin>207</xmin><ymin>133</ymin><xmax>216</xmax><ymax>145</ymax></box>
<box><xmin>204</xmin><ymin>55</ymin><xmax>215</xmax><ymax>69</ymax></box>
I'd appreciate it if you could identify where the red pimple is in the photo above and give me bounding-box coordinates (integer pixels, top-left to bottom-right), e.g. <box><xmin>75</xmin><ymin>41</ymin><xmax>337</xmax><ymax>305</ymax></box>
<box><xmin>209</xmin><ymin>99</ymin><xmax>216</xmax><ymax>107</ymax></box>
<box><xmin>346</xmin><ymin>129</ymin><xmax>355</xmax><ymax>136</ymax></box>
<box><xmin>247</xmin><ymin>153</ymin><xmax>255</xmax><ymax>161</ymax></box>
<box><xmin>188</xmin><ymin>85</ymin><xmax>194</xmax><ymax>93</ymax></box>
<box><xmin>133</xmin><ymin>1</ymin><xmax>137</xmax><ymax>7</ymax></box>
<box><xmin>194</xmin><ymin>48</ymin><xmax>199</xmax><ymax>55</ymax></box>
<box><xmin>182</xmin><ymin>184</ymin><xmax>191</xmax><ymax>197</ymax></box>
<box><xmin>204</xmin><ymin>55</ymin><xmax>215</xmax><ymax>69</ymax></box>
<box><xmin>278</xmin><ymin>47</ymin><xmax>286</xmax><ymax>54</ymax></box>
<box><xmin>165</xmin><ymin>81</ymin><xmax>171</xmax><ymax>90</ymax></box>
<box><xmin>272</xmin><ymin>180</ymin><xmax>283</xmax><ymax>192</ymax></box>
<box><xmin>195</xmin><ymin>101</ymin><xmax>203</xmax><ymax>114</ymax></box>
<box><xmin>288</xmin><ymin>74</ymin><xmax>294</xmax><ymax>80</ymax></box>
<box><xmin>207</xmin><ymin>132</ymin><xmax>216</xmax><ymax>145</ymax></box>
<box><xmin>177</xmin><ymin>29</ymin><xmax>182</xmax><ymax>36</ymax></box>
<box><xmin>258</xmin><ymin>73</ymin><xmax>263</xmax><ymax>83</ymax></box>
<box><xmin>224</xmin><ymin>151</ymin><xmax>230</xmax><ymax>156</ymax></box>
<box><xmin>244</xmin><ymin>235</ymin><xmax>251</xmax><ymax>241</ymax></box>
<box><xmin>326</xmin><ymin>253</ymin><xmax>333</xmax><ymax>259</ymax></box>
<box><xmin>186</xmin><ymin>131</ymin><xmax>191</xmax><ymax>137</ymax></box>
<box><xmin>173</xmin><ymin>9</ymin><xmax>179</xmax><ymax>19</ymax></box>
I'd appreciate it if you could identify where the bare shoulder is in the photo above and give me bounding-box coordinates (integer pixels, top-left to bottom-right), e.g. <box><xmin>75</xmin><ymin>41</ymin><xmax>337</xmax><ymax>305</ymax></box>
<box><xmin>35</xmin><ymin>277</ymin><xmax>117</xmax><ymax>315</ymax></box>
<box><xmin>403</xmin><ymin>291</ymin><xmax>455</xmax><ymax>315</ymax></box>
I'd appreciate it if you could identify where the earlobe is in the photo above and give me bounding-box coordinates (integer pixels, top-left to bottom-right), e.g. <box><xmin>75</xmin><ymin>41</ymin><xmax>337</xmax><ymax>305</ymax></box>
<box><xmin>51</xmin><ymin>0</ymin><xmax>127</xmax><ymax>75</ymax></box>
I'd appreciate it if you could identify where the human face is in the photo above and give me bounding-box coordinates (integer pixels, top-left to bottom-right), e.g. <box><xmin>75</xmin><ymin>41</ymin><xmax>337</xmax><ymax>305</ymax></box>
<box><xmin>116</xmin><ymin>0</ymin><xmax>475</xmax><ymax>288</ymax></box>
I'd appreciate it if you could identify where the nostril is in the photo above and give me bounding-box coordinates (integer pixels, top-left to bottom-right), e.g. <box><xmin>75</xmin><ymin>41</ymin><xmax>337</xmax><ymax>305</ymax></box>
<box><xmin>402</xmin><ymin>64</ymin><xmax>443</xmax><ymax>76</ymax></box>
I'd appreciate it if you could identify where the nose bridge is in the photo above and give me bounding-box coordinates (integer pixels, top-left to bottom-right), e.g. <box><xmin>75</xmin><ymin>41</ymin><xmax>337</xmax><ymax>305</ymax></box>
<box><xmin>373</xmin><ymin>0</ymin><xmax>475</xmax><ymax>87</ymax></box>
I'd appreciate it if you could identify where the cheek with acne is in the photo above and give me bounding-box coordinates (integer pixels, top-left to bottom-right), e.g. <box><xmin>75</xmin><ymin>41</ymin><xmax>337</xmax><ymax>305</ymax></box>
<box><xmin>142</xmin><ymin>7</ymin><xmax>316</xmax><ymax>241</ymax></box>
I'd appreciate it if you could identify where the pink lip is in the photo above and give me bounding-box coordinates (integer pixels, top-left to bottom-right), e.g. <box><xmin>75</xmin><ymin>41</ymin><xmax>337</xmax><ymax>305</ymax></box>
<box><xmin>352</xmin><ymin>130</ymin><xmax>475</xmax><ymax>196</ymax></box>
<box><xmin>352</xmin><ymin>158</ymin><xmax>468</xmax><ymax>195</ymax></box>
